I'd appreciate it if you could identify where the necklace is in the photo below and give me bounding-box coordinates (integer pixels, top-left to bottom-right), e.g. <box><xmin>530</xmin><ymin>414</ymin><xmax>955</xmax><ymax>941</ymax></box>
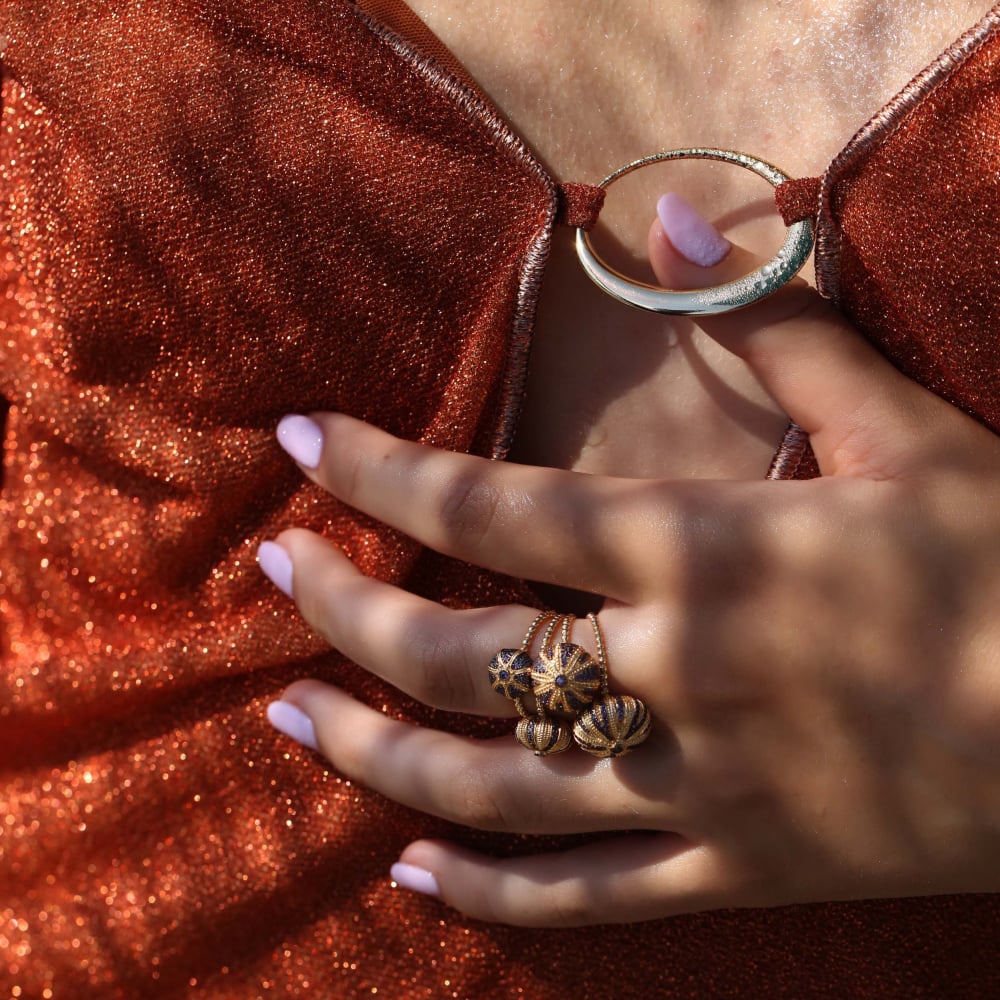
<box><xmin>575</xmin><ymin>147</ymin><xmax>815</xmax><ymax>315</ymax></box>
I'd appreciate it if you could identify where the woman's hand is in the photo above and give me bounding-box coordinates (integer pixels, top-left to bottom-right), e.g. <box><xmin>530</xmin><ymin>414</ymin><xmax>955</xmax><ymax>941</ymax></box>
<box><xmin>258</xmin><ymin>203</ymin><xmax>1000</xmax><ymax>926</ymax></box>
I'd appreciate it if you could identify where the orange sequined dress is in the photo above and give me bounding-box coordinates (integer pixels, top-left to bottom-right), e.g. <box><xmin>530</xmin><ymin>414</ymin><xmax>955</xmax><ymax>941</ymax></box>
<box><xmin>2</xmin><ymin>2</ymin><xmax>999</xmax><ymax>997</ymax></box>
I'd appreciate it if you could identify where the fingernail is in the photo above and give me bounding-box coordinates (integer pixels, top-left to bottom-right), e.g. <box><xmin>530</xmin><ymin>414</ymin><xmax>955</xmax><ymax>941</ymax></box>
<box><xmin>390</xmin><ymin>862</ymin><xmax>441</xmax><ymax>898</ymax></box>
<box><xmin>656</xmin><ymin>192</ymin><xmax>731</xmax><ymax>267</ymax></box>
<box><xmin>267</xmin><ymin>700</ymin><xmax>319</xmax><ymax>750</ymax></box>
<box><xmin>258</xmin><ymin>540</ymin><xmax>293</xmax><ymax>597</ymax></box>
<box><xmin>277</xmin><ymin>414</ymin><xmax>324</xmax><ymax>469</ymax></box>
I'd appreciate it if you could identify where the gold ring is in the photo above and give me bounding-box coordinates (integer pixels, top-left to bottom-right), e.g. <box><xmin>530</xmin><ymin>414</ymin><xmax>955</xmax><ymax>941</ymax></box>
<box><xmin>572</xmin><ymin>612</ymin><xmax>652</xmax><ymax>758</ymax></box>
<box><xmin>532</xmin><ymin>615</ymin><xmax>603</xmax><ymax>717</ymax></box>
<box><xmin>514</xmin><ymin>614</ymin><xmax>574</xmax><ymax>755</ymax></box>
<box><xmin>487</xmin><ymin>611</ymin><xmax>553</xmax><ymax>712</ymax></box>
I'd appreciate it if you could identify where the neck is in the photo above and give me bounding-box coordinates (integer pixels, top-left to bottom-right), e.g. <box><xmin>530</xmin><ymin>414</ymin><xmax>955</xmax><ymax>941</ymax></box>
<box><xmin>407</xmin><ymin>0</ymin><xmax>990</xmax><ymax>283</ymax></box>
<box><xmin>409</xmin><ymin>0</ymin><xmax>989</xmax><ymax>181</ymax></box>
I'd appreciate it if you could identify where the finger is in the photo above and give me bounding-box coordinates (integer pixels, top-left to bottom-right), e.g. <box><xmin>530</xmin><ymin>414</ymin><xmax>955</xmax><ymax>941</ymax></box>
<box><xmin>651</xmin><ymin>192</ymin><xmax>739</xmax><ymax>281</ymax></box>
<box><xmin>262</xmin><ymin>533</ymin><xmax>553</xmax><ymax>716</ymax></box>
<box><xmin>276</xmin><ymin>411</ymin><xmax>679</xmax><ymax>602</ymax></box>
<box><xmin>270</xmin><ymin>681</ymin><xmax>677</xmax><ymax>835</ymax></box>
<box><xmin>390</xmin><ymin>836</ymin><xmax>732</xmax><ymax>927</ymax></box>
<box><xmin>648</xmin><ymin>195</ymin><xmax>942</xmax><ymax>475</ymax></box>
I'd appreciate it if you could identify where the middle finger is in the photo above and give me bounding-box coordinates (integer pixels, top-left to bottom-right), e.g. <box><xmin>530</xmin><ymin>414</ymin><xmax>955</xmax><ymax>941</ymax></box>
<box><xmin>266</xmin><ymin>530</ymin><xmax>556</xmax><ymax>716</ymax></box>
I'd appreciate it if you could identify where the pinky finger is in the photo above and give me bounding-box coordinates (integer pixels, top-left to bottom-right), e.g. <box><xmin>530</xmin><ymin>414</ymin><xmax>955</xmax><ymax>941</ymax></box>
<box><xmin>390</xmin><ymin>836</ymin><xmax>730</xmax><ymax>927</ymax></box>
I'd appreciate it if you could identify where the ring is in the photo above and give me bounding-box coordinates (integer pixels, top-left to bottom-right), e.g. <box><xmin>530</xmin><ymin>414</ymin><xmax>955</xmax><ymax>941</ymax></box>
<box><xmin>487</xmin><ymin>611</ymin><xmax>554</xmax><ymax>713</ymax></box>
<box><xmin>572</xmin><ymin>613</ymin><xmax>651</xmax><ymax>758</ymax></box>
<box><xmin>492</xmin><ymin>613</ymin><xmax>653</xmax><ymax>756</ymax></box>
<box><xmin>532</xmin><ymin>615</ymin><xmax>603</xmax><ymax>717</ymax></box>
<box><xmin>489</xmin><ymin>613</ymin><xmax>573</xmax><ymax>755</ymax></box>
<box><xmin>574</xmin><ymin>148</ymin><xmax>815</xmax><ymax>316</ymax></box>
<box><xmin>515</xmin><ymin>615</ymin><xmax>574</xmax><ymax>755</ymax></box>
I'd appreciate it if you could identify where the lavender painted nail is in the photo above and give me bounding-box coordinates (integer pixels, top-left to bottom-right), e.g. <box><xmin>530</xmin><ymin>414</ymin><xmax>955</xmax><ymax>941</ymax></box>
<box><xmin>656</xmin><ymin>192</ymin><xmax>731</xmax><ymax>267</ymax></box>
<box><xmin>277</xmin><ymin>414</ymin><xmax>324</xmax><ymax>469</ymax></box>
<box><xmin>257</xmin><ymin>540</ymin><xmax>293</xmax><ymax>598</ymax></box>
<box><xmin>267</xmin><ymin>701</ymin><xmax>319</xmax><ymax>751</ymax></box>
<box><xmin>391</xmin><ymin>862</ymin><xmax>441</xmax><ymax>898</ymax></box>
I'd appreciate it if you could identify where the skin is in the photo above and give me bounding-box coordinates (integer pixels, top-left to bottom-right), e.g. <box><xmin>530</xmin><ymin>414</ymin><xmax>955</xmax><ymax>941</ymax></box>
<box><xmin>402</xmin><ymin>0</ymin><xmax>990</xmax><ymax>478</ymax></box>
<box><xmin>260</xmin><ymin>3</ymin><xmax>1000</xmax><ymax>926</ymax></box>
<box><xmin>264</xmin><ymin>231</ymin><xmax>1000</xmax><ymax>925</ymax></box>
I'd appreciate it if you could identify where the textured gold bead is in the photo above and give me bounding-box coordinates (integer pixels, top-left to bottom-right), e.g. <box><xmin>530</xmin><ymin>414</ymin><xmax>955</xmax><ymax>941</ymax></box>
<box><xmin>487</xmin><ymin>648</ymin><xmax>534</xmax><ymax>701</ymax></box>
<box><xmin>532</xmin><ymin>642</ymin><xmax>602</xmax><ymax>716</ymax></box>
<box><xmin>572</xmin><ymin>695</ymin><xmax>651</xmax><ymax>757</ymax></box>
<box><xmin>514</xmin><ymin>716</ymin><xmax>572</xmax><ymax>755</ymax></box>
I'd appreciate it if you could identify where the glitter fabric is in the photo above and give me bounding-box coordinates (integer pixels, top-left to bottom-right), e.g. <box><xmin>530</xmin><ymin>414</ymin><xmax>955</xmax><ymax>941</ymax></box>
<box><xmin>3</xmin><ymin>3</ymin><xmax>1000</xmax><ymax>999</ymax></box>
<box><xmin>771</xmin><ymin>7</ymin><xmax>1000</xmax><ymax>481</ymax></box>
<box><xmin>818</xmin><ymin>6</ymin><xmax>1000</xmax><ymax>433</ymax></box>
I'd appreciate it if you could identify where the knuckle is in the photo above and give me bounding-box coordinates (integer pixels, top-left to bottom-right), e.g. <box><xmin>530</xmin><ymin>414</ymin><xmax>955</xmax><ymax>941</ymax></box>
<box><xmin>454</xmin><ymin>772</ymin><xmax>517</xmax><ymax>832</ymax></box>
<box><xmin>473</xmin><ymin>882</ymin><xmax>599</xmax><ymax>928</ymax></box>
<box><xmin>293</xmin><ymin>567</ymin><xmax>339</xmax><ymax>640</ymax></box>
<box><xmin>464</xmin><ymin>888</ymin><xmax>507</xmax><ymax>925</ymax></box>
<box><xmin>684</xmin><ymin>661</ymin><xmax>760</xmax><ymax>714</ymax></box>
<box><xmin>337</xmin><ymin>442</ymin><xmax>369</xmax><ymax>508</ymax></box>
<box><xmin>544</xmin><ymin>884</ymin><xmax>600</xmax><ymax>928</ymax></box>
<box><xmin>764</xmin><ymin>284</ymin><xmax>831</xmax><ymax>336</ymax></box>
<box><xmin>403</xmin><ymin>626</ymin><xmax>477</xmax><ymax>710</ymax></box>
<box><xmin>436</xmin><ymin>473</ymin><xmax>504</xmax><ymax>551</ymax></box>
<box><xmin>692</xmin><ymin>746</ymin><xmax>765</xmax><ymax>810</ymax></box>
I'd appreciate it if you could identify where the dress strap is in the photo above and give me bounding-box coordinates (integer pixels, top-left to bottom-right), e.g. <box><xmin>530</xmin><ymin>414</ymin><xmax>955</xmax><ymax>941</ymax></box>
<box><xmin>775</xmin><ymin>176</ymin><xmax>823</xmax><ymax>226</ymax></box>
<box><xmin>354</xmin><ymin>0</ymin><xmax>485</xmax><ymax>95</ymax></box>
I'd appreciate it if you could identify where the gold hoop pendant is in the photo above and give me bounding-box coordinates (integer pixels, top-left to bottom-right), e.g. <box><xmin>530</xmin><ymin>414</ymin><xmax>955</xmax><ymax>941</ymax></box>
<box><xmin>575</xmin><ymin>148</ymin><xmax>815</xmax><ymax>316</ymax></box>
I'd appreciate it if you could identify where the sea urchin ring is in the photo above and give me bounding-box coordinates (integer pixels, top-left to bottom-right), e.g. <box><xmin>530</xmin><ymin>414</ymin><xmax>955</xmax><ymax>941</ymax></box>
<box><xmin>532</xmin><ymin>642</ymin><xmax>603</xmax><ymax>716</ymax></box>
<box><xmin>575</xmin><ymin>148</ymin><xmax>815</xmax><ymax>316</ymax></box>
<box><xmin>505</xmin><ymin>614</ymin><xmax>576</xmax><ymax>756</ymax></box>
<box><xmin>514</xmin><ymin>715</ymin><xmax>573</xmax><ymax>756</ymax></box>
<box><xmin>487</xmin><ymin>648</ymin><xmax>534</xmax><ymax>703</ymax></box>
<box><xmin>571</xmin><ymin>612</ymin><xmax>652</xmax><ymax>757</ymax></box>
<box><xmin>573</xmin><ymin>694</ymin><xmax>652</xmax><ymax>758</ymax></box>
<box><xmin>487</xmin><ymin>612</ymin><xmax>556</xmax><ymax>712</ymax></box>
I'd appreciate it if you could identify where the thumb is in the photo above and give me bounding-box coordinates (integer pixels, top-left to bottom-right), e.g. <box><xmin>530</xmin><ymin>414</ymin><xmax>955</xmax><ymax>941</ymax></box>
<box><xmin>647</xmin><ymin>193</ymin><xmax>939</xmax><ymax>477</ymax></box>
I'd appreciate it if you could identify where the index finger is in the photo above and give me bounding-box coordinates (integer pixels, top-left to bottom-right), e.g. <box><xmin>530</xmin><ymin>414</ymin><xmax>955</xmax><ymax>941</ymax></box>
<box><xmin>648</xmin><ymin>206</ymin><xmax>943</xmax><ymax>475</ymax></box>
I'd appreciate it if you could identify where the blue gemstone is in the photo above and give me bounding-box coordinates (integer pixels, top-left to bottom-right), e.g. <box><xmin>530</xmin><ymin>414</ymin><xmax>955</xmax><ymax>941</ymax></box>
<box><xmin>555</xmin><ymin>675</ymin><xmax>566</xmax><ymax>687</ymax></box>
